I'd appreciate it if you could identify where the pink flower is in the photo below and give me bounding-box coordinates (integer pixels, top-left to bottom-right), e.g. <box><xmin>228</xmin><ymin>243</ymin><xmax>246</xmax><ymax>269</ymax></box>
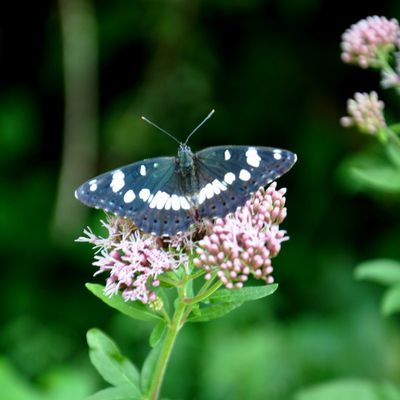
<box><xmin>341</xmin><ymin>16</ymin><xmax>400</xmax><ymax>68</ymax></box>
<box><xmin>77</xmin><ymin>217</ymin><xmax>187</xmax><ymax>304</ymax></box>
<box><xmin>79</xmin><ymin>184</ymin><xmax>292</xmax><ymax>299</ymax></box>
<box><xmin>193</xmin><ymin>183</ymin><xmax>289</xmax><ymax>289</ymax></box>
<box><xmin>340</xmin><ymin>91</ymin><xmax>386</xmax><ymax>134</ymax></box>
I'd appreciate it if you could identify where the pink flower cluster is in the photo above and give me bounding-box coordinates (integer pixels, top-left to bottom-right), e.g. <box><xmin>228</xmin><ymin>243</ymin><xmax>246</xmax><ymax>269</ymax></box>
<box><xmin>77</xmin><ymin>217</ymin><xmax>187</xmax><ymax>304</ymax></box>
<box><xmin>193</xmin><ymin>182</ymin><xmax>288</xmax><ymax>289</ymax></box>
<box><xmin>341</xmin><ymin>16</ymin><xmax>400</xmax><ymax>68</ymax></box>
<box><xmin>340</xmin><ymin>91</ymin><xmax>386</xmax><ymax>134</ymax></box>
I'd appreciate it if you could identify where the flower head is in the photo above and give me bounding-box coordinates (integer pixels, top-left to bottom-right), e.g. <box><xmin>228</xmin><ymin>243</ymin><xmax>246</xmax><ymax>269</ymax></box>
<box><xmin>341</xmin><ymin>16</ymin><xmax>400</xmax><ymax>68</ymax></box>
<box><xmin>77</xmin><ymin>216</ymin><xmax>187</xmax><ymax>304</ymax></box>
<box><xmin>340</xmin><ymin>91</ymin><xmax>386</xmax><ymax>134</ymax></box>
<box><xmin>79</xmin><ymin>183</ymin><xmax>291</xmax><ymax>300</ymax></box>
<box><xmin>193</xmin><ymin>182</ymin><xmax>288</xmax><ymax>289</ymax></box>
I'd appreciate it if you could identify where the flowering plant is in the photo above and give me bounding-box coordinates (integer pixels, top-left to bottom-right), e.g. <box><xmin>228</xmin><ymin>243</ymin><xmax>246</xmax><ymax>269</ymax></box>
<box><xmin>78</xmin><ymin>182</ymin><xmax>291</xmax><ymax>400</ymax></box>
<box><xmin>340</xmin><ymin>16</ymin><xmax>400</xmax><ymax>315</ymax></box>
<box><xmin>340</xmin><ymin>15</ymin><xmax>400</xmax><ymax>194</ymax></box>
<box><xmin>293</xmin><ymin>15</ymin><xmax>400</xmax><ymax>400</ymax></box>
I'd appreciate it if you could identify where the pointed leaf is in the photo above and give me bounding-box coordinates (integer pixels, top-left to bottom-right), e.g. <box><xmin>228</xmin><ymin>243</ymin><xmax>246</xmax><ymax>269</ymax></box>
<box><xmin>86</xmin><ymin>283</ymin><xmax>161</xmax><ymax>322</ymax></box>
<box><xmin>140</xmin><ymin>343</ymin><xmax>163</xmax><ymax>393</ymax></box>
<box><xmin>354</xmin><ymin>259</ymin><xmax>400</xmax><ymax>286</ymax></box>
<box><xmin>189</xmin><ymin>302</ymin><xmax>243</xmax><ymax>322</ymax></box>
<box><xmin>294</xmin><ymin>379</ymin><xmax>379</xmax><ymax>400</ymax></box>
<box><xmin>87</xmin><ymin>329</ymin><xmax>140</xmax><ymax>390</ymax></box>
<box><xmin>209</xmin><ymin>284</ymin><xmax>278</xmax><ymax>303</ymax></box>
<box><xmin>386</xmin><ymin>140</ymin><xmax>400</xmax><ymax>168</ymax></box>
<box><xmin>86</xmin><ymin>385</ymin><xmax>141</xmax><ymax>400</ymax></box>
<box><xmin>349</xmin><ymin>165</ymin><xmax>400</xmax><ymax>193</ymax></box>
<box><xmin>382</xmin><ymin>284</ymin><xmax>400</xmax><ymax>316</ymax></box>
<box><xmin>149</xmin><ymin>321</ymin><xmax>167</xmax><ymax>348</ymax></box>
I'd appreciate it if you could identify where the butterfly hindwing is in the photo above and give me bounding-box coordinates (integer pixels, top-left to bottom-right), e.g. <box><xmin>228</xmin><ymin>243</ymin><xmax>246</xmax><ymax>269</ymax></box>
<box><xmin>76</xmin><ymin>144</ymin><xmax>296</xmax><ymax>236</ymax></box>
<box><xmin>75</xmin><ymin>156</ymin><xmax>195</xmax><ymax>235</ymax></box>
<box><xmin>194</xmin><ymin>146</ymin><xmax>296</xmax><ymax>219</ymax></box>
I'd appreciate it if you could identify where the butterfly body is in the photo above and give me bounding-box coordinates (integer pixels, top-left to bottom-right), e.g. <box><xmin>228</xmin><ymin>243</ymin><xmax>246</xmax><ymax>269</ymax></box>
<box><xmin>75</xmin><ymin>144</ymin><xmax>296</xmax><ymax>236</ymax></box>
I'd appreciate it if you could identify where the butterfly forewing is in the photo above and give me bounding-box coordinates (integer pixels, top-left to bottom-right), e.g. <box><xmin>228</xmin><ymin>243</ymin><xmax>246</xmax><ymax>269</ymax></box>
<box><xmin>75</xmin><ymin>144</ymin><xmax>296</xmax><ymax>236</ymax></box>
<box><xmin>75</xmin><ymin>156</ymin><xmax>195</xmax><ymax>235</ymax></box>
<box><xmin>194</xmin><ymin>146</ymin><xmax>296</xmax><ymax>219</ymax></box>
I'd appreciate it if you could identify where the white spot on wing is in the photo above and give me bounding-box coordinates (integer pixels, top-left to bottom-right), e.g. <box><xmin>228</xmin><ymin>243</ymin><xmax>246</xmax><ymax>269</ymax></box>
<box><xmin>224</xmin><ymin>149</ymin><xmax>231</xmax><ymax>160</ymax></box>
<box><xmin>149</xmin><ymin>191</ymin><xmax>169</xmax><ymax>209</ymax></box>
<box><xmin>246</xmin><ymin>147</ymin><xmax>261</xmax><ymax>168</ymax></box>
<box><xmin>156</xmin><ymin>192</ymin><xmax>170</xmax><ymax>210</ymax></box>
<box><xmin>198</xmin><ymin>190</ymin><xmax>206</xmax><ymax>205</ymax></box>
<box><xmin>273</xmin><ymin>150</ymin><xmax>282</xmax><ymax>160</ymax></box>
<box><xmin>205</xmin><ymin>183</ymin><xmax>214</xmax><ymax>199</ymax></box>
<box><xmin>140</xmin><ymin>165</ymin><xmax>146</xmax><ymax>176</ymax></box>
<box><xmin>74</xmin><ymin>190</ymin><xmax>79</xmax><ymax>199</ymax></box>
<box><xmin>239</xmin><ymin>169</ymin><xmax>251</xmax><ymax>181</ymax></box>
<box><xmin>179</xmin><ymin>196</ymin><xmax>190</xmax><ymax>210</ymax></box>
<box><xmin>110</xmin><ymin>170</ymin><xmax>125</xmax><ymax>192</ymax></box>
<box><xmin>171</xmin><ymin>194</ymin><xmax>181</xmax><ymax>210</ymax></box>
<box><xmin>224</xmin><ymin>172</ymin><xmax>235</xmax><ymax>185</ymax></box>
<box><xmin>149</xmin><ymin>191</ymin><xmax>161</xmax><ymax>209</ymax></box>
<box><xmin>212</xmin><ymin>179</ymin><xmax>227</xmax><ymax>192</ymax></box>
<box><xmin>139</xmin><ymin>188</ymin><xmax>151</xmax><ymax>202</ymax></box>
<box><xmin>165</xmin><ymin>197</ymin><xmax>172</xmax><ymax>210</ymax></box>
<box><xmin>124</xmin><ymin>189</ymin><xmax>136</xmax><ymax>203</ymax></box>
<box><xmin>90</xmin><ymin>183</ymin><xmax>97</xmax><ymax>191</ymax></box>
<box><xmin>211</xmin><ymin>182</ymin><xmax>220</xmax><ymax>195</ymax></box>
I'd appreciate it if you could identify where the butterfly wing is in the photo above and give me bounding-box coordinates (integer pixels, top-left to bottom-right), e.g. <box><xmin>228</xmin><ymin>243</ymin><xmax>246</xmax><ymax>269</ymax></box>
<box><xmin>75</xmin><ymin>156</ymin><xmax>195</xmax><ymax>235</ymax></box>
<box><xmin>194</xmin><ymin>145</ymin><xmax>296</xmax><ymax>219</ymax></box>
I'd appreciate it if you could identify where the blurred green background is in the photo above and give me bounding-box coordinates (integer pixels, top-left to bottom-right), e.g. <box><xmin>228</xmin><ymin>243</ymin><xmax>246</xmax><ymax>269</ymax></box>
<box><xmin>1</xmin><ymin>0</ymin><xmax>400</xmax><ymax>399</ymax></box>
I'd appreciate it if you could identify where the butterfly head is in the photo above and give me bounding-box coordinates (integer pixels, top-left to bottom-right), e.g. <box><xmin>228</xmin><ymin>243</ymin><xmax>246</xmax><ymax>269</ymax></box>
<box><xmin>178</xmin><ymin>143</ymin><xmax>194</xmax><ymax>172</ymax></box>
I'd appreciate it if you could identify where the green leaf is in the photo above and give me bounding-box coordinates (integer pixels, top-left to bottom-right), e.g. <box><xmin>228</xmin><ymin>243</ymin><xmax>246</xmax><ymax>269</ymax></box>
<box><xmin>377</xmin><ymin>382</ymin><xmax>400</xmax><ymax>400</ymax></box>
<box><xmin>149</xmin><ymin>321</ymin><xmax>166</xmax><ymax>348</ymax></box>
<box><xmin>140</xmin><ymin>343</ymin><xmax>163</xmax><ymax>393</ymax></box>
<box><xmin>349</xmin><ymin>165</ymin><xmax>400</xmax><ymax>193</ymax></box>
<box><xmin>294</xmin><ymin>379</ymin><xmax>381</xmax><ymax>400</ymax></box>
<box><xmin>209</xmin><ymin>284</ymin><xmax>278</xmax><ymax>303</ymax></box>
<box><xmin>386</xmin><ymin>140</ymin><xmax>400</xmax><ymax>168</ymax></box>
<box><xmin>188</xmin><ymin>302</ymin><xmax>243</xmax><ymax>322</ymax></box>
<box><xmin>382</xmin><ymin>284</ymin><xmax>400</xmax><ymax>316</ymax></box>
<box><xmin>87</xmin><ymin>329</ymin><xmax>141</xmax><ymax>392</ymax></box>
<box><xmin>0</xmin><ymin>358</ymin><xmax>43</xmax><ymax>400</ymax></box>
<box><xmin>354</xmin><ymin>259</ymin><xmax>400</xmax><ymax>286</ymax></box>
<box><xmin>41</xmin><ymin>367</ymin><xmax>95</xmax><ymax>400</ymax></box>
<box><xmin>338</xmin><ymin>146</ymin><xmax>400</xmax><ymax>194</ymax></box>
<box><xmin>86</xmin><ymin>385</ymin><xmax>141</xmax><ymax>400</ymax></box>
<box><xmin>86</xmin><ymin>283</ymin><xmax>161</xmax><ymax>322</ymax></box>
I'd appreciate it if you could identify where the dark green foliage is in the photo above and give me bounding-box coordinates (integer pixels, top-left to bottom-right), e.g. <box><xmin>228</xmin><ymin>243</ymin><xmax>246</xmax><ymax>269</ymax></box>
<box><xmin>2</xmin><ymin>0</ymin><xmax>400</xmax><ymax>399</ymax></box>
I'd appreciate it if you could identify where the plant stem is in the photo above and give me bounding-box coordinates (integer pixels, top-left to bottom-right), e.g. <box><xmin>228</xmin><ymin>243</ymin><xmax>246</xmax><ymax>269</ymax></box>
<box><xmin>148</xmin><ymin>286</ymin><xmax>188</xmax><ymax>400</ymax></box>
<box><xmin>185</xmin><ymin>279</ymin><xmax>223</xmax><ymax>304</ymax></box>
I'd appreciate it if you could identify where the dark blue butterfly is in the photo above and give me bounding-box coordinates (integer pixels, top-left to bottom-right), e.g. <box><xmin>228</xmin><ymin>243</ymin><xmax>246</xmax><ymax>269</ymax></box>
<box><xmin>75</xmin><ymin>111</ymin><xmax>296</xmax><ymax>236</ymax></box>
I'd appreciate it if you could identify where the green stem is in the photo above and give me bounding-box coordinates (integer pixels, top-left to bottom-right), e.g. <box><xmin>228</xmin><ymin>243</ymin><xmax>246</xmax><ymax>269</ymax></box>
<box><xmin>147</xmin><ymin>286</ymin><xmax>188</xmax><ymax>400</ymax></box>
<box><xmin>185</xmin><ymin>279</ymin><xmax>223</xmax><ymax>305</ymax></box>
<box><xmin>187</xmin><ymin>268</ymin><xmax>206</xmax><ymax>281</ymax></box>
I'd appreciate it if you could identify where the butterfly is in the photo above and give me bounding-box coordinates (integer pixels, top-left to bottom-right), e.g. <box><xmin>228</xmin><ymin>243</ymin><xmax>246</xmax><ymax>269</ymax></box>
<box><xmin>75</xmin><ymin>111</ymin><xmax>297</xmax><ymax>236</ymax></box>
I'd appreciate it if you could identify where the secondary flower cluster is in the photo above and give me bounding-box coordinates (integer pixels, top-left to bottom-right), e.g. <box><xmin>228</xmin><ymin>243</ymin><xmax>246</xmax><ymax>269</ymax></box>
<box><xmin>341</xmin><ymin>16</ymin><xmax>400</xmax><ymax>68</ymax></box>
<box><xmin>340</xmin><ymin>91</ymin><xmax>386</xmax><ymax>135</ymax></box>
<box><xmin>77</xmin><ymin>218</ymin><xmax>187</xmax><ymax>304</ymax></box>
<box><xmin>193</xmin><ymin>182</ymin><xmax>288</xmax><ymax>289</ymax></box>
<box><xmin>78</xmin><ymin>182</ymin><xmax>290</xmax><ymax>302</ymax></box>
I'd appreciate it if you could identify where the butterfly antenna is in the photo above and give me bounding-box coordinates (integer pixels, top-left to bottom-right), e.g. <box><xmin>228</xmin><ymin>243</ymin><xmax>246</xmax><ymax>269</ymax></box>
<box><xmin>184</xmin><ymin>109</ymin><xmax>215</xmax><ymax>145</ymax></box>
<box><xmin>141</xmin><ymin>116</ymin><xmax>181</xmax><ymax>145</ymax></box>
